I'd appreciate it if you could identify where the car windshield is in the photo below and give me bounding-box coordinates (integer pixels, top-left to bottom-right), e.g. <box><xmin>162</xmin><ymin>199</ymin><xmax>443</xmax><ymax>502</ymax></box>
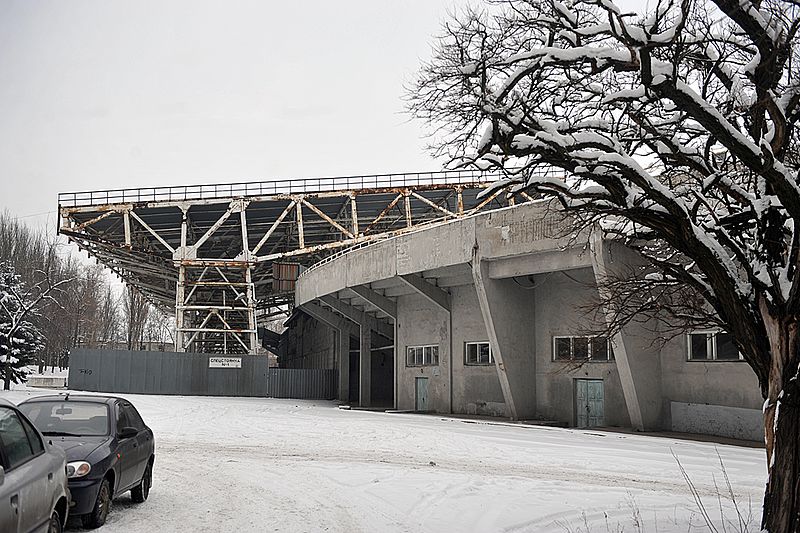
<box><xmin>18</xmin><ymin>401</ymin><xmax>109</xmax><ymax>437</ymax></box>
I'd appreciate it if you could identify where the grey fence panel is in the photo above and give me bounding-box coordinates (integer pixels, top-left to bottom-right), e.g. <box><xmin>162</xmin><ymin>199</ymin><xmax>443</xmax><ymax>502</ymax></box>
<box><xmin>143</xmin><ymin>352</ymin><xmax>161</xmax><ymax>394</ymax></box>
<box><xmin>67</xmin><ymin>349</ymin><xmax>269</xmax><ymax>397</ymax></box>
<box><xmin>129</xmin><ymin>353</ymin><xmax>147</xmax><ymax>393</ymax></box>
<box><xmin>267</xmin><ymin>369</ymin><xmax>337</xmax><ymax>399</ymax></box>
<box><xmin>99</xmin><ymin>352</ymin><xmax>116</xmax><ymax>392</ymax></box>
<box><xmin>114</xmin><ymin>352</ymin><xmax>132</xmax><ymax>393</ymax></box>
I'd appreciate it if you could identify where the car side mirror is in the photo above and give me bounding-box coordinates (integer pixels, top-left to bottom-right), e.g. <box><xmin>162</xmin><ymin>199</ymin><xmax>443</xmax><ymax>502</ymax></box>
<box><xmin>118</xmin><ymin>426</ymin><xmax>138</xmax><ymax>439</ymax></box>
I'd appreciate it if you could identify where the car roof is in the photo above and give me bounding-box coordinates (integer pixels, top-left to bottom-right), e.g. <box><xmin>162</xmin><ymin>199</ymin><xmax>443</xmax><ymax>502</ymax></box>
<box><xmin>20</xmin><ymin>394</ymin><xmax>122</xmax><ymax>405</ymax></box>
<box><xmin>0</xmin><ymin>398</ymin><xmax>16</xmax><ymax>409</ymax></box>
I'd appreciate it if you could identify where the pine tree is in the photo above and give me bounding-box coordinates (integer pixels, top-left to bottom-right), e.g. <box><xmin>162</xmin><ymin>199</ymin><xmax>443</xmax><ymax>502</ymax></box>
<box><xmin>0</xmin><ymin>262</ymin><xmax>44</xmax><ymax>388</ymax></box>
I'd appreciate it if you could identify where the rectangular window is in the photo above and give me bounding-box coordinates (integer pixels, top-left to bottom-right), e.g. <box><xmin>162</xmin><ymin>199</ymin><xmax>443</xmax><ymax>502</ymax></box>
<box><xmin>406</xmin><ymin>344</ymin><xmax>439</xmax><ymax>367</ymax></box>
<box><xmin>687</xmin><ymin>331</ymin><xmax>743</xmax><ymax>361</ymax></box>
<box><xmin>465</xmin><ymin>342</ymin><xmax>494</xmax><ymax>365</ymax></box>
<box><xmin>553</xmin><ymin>336</ymin><xmax>614</xmax><ymax>362</ymax></box>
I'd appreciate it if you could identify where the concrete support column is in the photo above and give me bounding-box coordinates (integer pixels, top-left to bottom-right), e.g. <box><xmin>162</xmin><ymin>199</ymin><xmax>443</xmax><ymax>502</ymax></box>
<box><xmin>590</xmin><ymin>230</ymin><xmax>663</xmax><ymax>430</ymax></box>
<box><xmin>359</xmin><ymin>326</ymin><xmax>371</xmax><ymax>407</ymax></box>
<box><xmin>338</xmin><ymin>328</ymin><xmax>351</xmax><ymax>402</ymax></box>
<box><xmin>471</xmin><ymin>253</ymin><xmax>537</xmax><ymax>420</ymax></box>
<box><xmin>358</xmin><ymin>324</ymin><xmax>372</xmax><ymax>407</ymax></box>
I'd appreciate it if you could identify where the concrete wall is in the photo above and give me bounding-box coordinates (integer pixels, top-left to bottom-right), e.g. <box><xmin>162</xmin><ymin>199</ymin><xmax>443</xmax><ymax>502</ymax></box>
<box><xmin>293</xmin><ymin>201</ymin><xmax>766</xmax><ymax>440</ymax></box>
<box><xmin>395</xmin><ymin>292</ymin><xmax>451</xmax><ymax>412</ymax></box>
<box><xmin>450</xmin><ymin>285</ymin><xmax>505</xmax><ymax>416</ymax></box>
<box><xmin>532</xmin><ymin>268</ymin><xmax>630</xmax><ymax>427</ymax></box>
<box><xmin>660</xmin><ymin>332</ymin><xmax>763</xmax><ymax>440</ymax></box>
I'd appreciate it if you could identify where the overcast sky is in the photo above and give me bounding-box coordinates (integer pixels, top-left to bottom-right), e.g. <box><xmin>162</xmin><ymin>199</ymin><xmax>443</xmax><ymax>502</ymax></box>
<box><xmin>0</xmin><ymin>0</ymin><xmax>643</xmax><ymax>230</ymax></box>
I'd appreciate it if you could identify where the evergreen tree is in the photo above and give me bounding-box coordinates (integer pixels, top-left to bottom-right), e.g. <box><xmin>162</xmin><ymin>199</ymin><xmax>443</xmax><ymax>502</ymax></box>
<box><xmin>0</xmin><ymin>262</ymin><xmax>44</xmax><ymax>387</ymax></box>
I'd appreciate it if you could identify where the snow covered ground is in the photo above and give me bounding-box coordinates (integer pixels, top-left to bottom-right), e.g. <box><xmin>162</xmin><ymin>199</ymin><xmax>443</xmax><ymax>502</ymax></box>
<box><xmin>2</xmin><ymin>387</ymin><xmax>767</xmax><ymax>532</ymax></box>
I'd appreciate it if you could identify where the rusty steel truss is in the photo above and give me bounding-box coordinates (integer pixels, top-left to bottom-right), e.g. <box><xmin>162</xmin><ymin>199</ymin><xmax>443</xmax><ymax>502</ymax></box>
<box><xmin>58</xmin><ymin>169</ymin><xmax>535</xmax><ymax>354</ymax></box>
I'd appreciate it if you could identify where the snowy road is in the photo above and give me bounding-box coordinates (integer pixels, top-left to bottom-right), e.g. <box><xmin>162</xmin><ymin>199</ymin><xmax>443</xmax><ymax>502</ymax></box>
<box><xmin>3</xmin><ymin>389</ymin><xmax>767</xmax><ymax>532</ymax></box>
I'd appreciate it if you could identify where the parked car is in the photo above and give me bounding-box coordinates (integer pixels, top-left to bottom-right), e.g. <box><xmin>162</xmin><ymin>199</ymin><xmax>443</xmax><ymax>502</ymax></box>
<box><xmin>18</xmin><ymin>394</ymin><xmax>155</xmax><ymax>529</ymax></box>
<box><xmin>0</xmin><ymin>398</ymin><xmax>69</xmax><ymax>533</ymax></box>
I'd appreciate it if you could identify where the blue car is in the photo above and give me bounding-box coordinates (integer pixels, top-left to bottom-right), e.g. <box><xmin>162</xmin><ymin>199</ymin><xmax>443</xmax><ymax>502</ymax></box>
<box><xmin>18</xmin><ymin>395</ymin><xmax>155</xmax><ymax>529</ymax></box>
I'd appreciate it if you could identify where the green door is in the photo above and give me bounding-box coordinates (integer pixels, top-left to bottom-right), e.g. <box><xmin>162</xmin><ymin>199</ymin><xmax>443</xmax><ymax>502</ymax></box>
<box><xmin>575</xmin><ymin>379</ymin><xmax>604</xmax><ymax>427</ymax></box>
<box><xmin>415</xmin><ymin>377</ymin><xmax>429</xmax><ymax>411</ymax></box>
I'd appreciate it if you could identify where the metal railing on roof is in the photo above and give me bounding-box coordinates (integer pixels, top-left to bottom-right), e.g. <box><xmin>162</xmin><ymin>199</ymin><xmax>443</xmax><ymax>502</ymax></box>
<box><xmin>57</xmin><ymin>169</ymin><xmax>506</xmax><ymax>208</ymax></box>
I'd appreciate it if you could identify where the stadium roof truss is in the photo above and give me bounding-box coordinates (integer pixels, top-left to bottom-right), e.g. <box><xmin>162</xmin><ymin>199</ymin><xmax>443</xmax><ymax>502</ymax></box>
<box><xmin>58</xmin><ymin>170</ymin><xmax>535</xmax><ymax>354</ymax></box>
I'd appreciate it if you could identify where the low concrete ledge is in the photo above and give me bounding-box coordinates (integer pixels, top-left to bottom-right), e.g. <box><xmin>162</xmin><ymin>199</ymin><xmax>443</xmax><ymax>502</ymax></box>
<box><xmin>670</xmin><ymin>401</ymin><xmax>762</xmax><ymax>442</ymax></box>
<box><xmin>26</xmin><ymin>375</ymin><xmax>67</xmax><ymax>389</ymax></box>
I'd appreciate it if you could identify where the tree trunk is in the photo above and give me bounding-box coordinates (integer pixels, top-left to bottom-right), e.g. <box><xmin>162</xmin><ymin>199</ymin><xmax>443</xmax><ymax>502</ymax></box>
<box><xmin>761</xmin><ymin>308</ymin><xmax>800</xmax><ymax>532</ymax></box>
<box><xmin>763</xmin><ymin>382</ymin><xmax>800</xmax><ymax>531</ymax></box>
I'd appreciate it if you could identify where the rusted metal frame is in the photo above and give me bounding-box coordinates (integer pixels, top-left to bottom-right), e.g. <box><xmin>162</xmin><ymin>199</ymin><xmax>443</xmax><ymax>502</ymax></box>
<box><xmin>176</xmin><ymin>264</ymin><xmax>187</xmax><ymax>351</ymax></box>
<box><xmin>181</xmin><ymin>326</ymin><xmax>257</xmax><ymax>334</ymax></box>
<box><xmin>299</xmin><ymin>198</ymin><xmax>355</xmax><ymax>239</ymax></box>
<box><xmin>519</xmin><ymin>191</ymin><xmax>536</xmax><ymax>202</ymax></box>
<box><xmin>192</xmin><ymin>204</ymin><xmax>235</xmax><ymax>252</ymax></box>
<box><xmin>214</xmin><ymin>313</ymin><xmax>251</xmax><ymax>351</ymax></box>
<box><xmin>128</xmin><ymin>210</ymin><xmax>176</xmax><ymax>254</ymax></box>
<box><xmin>183</xmin><ymin>311</ymin><xmax>213</xmax><ymax>347</ymax></box>
<box><xmin>251</xmin><ymin>201</ymin><xmax>296</xmax><ymax>255</ymax></box>
<box><xmin>123</xmin><ymin>210</ymin><xmax>132</xmax><ymax>246</ymax></box>
<box><xmin>410</xmin><ymin>190</ymin><xmax>457</xmax><ymax>218</ymax></box>
<box><xmin>362</xmin><ymin>193</ymin><xmax>403</xmax><ymax>235</ymax></box>
<box><xmin>213</xmin><ymin>266</ymin><xmax>247</xmax><ymax>301</ymax></box>
<box><xmin>183</xmin><ymin>267</ymin><xmax>208</xmax><ymax>304</ymax></box>
<box><xmin>244</xmin><ymin>264</ymin><xmax>257</xmax><ymax>353</ymax></box>
<box><xmin>57</xmin><ymin>181</ymin><xmax>493</xmax><ymax>214</ymax></box>
<box><xmin>457</xmin><ymin>187</ymin><xmax>464</xmax><ymax>215</ymax></box>
<box><xmin>57</xmin><ymin>169</ymin><xmax>499</xmax><ymax>207</ymax></box>
<box><xmin>186</xmin><ymin>281</ymin><xmax>250</xmax><ymax>287</ymax></box>
<box><xmin>403</xmin><ymin>190</ymin><xmax>412</xmax><ymax>228</ymax></box>
<box><xmin>295</xmin><ymin>198</ymin><xmax>305</xmax><ymax>248</ymax></box>
<box><xmin>181</xmin><ymin>305</ymin><xmax>250</xmax><ymax>311</ymax></box>
<box><xmin>466</xmin><ymin>188</ymin><xmax>504</xmax><ymax>215</ymax></box>
<box><xmin>239</xmin><ymin>204</ymin><xmax>250</xmax><ymax>260</ymax></box>
<box><xmin>350</xmin><ymin>194</ymin><xmax>359</xmax><ymax>236</ymax></box>
<box><xmin>73</xmin><ymin>210</ymin><xmax>116</xmax><ymax>232</ymax></box>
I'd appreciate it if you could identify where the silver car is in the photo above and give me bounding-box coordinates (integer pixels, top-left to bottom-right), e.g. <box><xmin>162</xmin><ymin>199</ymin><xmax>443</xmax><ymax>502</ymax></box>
<box><xmin>0</xmin><ymin>398</ymin><xmax>69</xmax><ymax>533</ymax></box>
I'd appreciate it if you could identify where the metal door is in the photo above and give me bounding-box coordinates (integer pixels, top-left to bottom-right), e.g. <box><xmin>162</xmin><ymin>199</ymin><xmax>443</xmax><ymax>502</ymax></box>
<box><xmin>415</xmin><ymin>377</ymin><xmax>429</xmax><ymax>411</ymax></box>
<box><xmin>575</xmin><ymin>379</ymin><xmax>604</xmax><ymax>427</ymax></box>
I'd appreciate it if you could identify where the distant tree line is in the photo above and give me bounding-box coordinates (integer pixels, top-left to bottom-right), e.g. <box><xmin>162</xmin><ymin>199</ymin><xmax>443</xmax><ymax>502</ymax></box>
<box><xmin>0</xmin><ymin>211</ymin><xmax>173</xmax><ymax>380</ymax></box>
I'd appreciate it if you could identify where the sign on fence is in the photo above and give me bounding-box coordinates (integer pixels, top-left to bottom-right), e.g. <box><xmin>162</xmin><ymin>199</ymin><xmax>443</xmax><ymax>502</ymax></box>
<box><xmin>208</xmin><ymin>357</ymin><xmax>242</xmax><ymax>369</ymax></box>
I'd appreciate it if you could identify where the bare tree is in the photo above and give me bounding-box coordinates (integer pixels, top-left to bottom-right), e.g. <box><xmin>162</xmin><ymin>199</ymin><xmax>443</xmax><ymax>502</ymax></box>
<box><xmin>123</xmin><ymin>285</ymin><xmax>150</xmax><ymax>351</ymax></box>
<box><xmin>410</xmin><ymin>0</ymin><xmax>800</xmax><ymax>530</ymax></box>
<box><xmin>0</xmin><ymin>262</ymin><xmax>72</xmax><ymax>389</ymax></box>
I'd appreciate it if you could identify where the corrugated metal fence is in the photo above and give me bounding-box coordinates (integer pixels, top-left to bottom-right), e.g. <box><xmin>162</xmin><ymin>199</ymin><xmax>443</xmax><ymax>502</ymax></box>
<box><xmin>267</xmin><ymin>368</ymin><xmax>337</xmax><ymax>400</ymax></box>
<box><xmin>68</xmin><ymin>348</ymin><xmax>269</xmax><ymax>397</ymax></box>
<box><xmin>67</xmin><ymin>349</ymin><xmax>337</xmax><ymax>400</ymax></box>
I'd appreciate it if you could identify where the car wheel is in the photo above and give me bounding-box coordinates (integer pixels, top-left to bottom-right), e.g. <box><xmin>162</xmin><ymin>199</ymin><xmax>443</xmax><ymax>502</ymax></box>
<box><xmin>82</xmin><ymin>478</ymin><xmax>111</xmax><ymax>529</ymax></box>
<box><xmin>47</xmin><ymin>510</ymin><xmax>62</xmax><ymax>533</ymax></box>
<box><xmin>131</xmin><ymin>461</ymin><xmax>153</xmax><ymax>503</ymax></box>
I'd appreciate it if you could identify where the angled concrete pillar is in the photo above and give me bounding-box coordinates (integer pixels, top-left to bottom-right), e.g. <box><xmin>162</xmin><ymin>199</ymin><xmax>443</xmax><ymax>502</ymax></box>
<box><xmin>590</xmin><ymin>229</ymin><xmax>663</xmax><ymax>430</ymax></box>
<box><xmin>337</xmin><ymin>328</ymin><xmax>351</xmax><ymax>402</ymax></box>
<box><xmin>471</xmin><ymin>252</ymin><xmax>537</xmax><ymax>420</ymax></box>
<box><xmin>359</xmin><ymin>326</ymin><xmax>371</xmax><ymax>407</ymax></box>
<box><xmin>300</xmin><ymin>302</ymin><xmax>354</xmax><ymax>403</ymax></box>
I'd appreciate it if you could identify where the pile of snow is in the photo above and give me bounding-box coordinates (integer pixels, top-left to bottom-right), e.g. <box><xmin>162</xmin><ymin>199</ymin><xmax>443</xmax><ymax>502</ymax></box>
<box><xmin>0</xmin><ymin>389</ymin><xmax>766</xmax><ymax>532</ymax></box>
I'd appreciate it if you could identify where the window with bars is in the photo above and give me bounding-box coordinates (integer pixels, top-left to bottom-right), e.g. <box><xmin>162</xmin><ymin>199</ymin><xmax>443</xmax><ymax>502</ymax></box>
<box><xmin>465</xmin><ymin>342</ymin><xmax>494</xmax><ymax>365</ymax></box>
<box><xmin>552</xmin><ymin>336</ymin><xmax>613</xmax><ymax>362</ymax></box>
<box><xmin>687</xmin><ymin>331</ymin><xmax>742</xmax><ymax>361</ymax></box>
<box><xmin>406</xmin><ymin>345</ymin><xmax>439</xmax><ymax>367</ymax></box>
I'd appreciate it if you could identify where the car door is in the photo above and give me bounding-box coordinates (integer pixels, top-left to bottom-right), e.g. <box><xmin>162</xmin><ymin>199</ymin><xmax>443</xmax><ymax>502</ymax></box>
<box><xmin>0</xmin><ymin>406</ymin><xmax>49</xmax><ymax>533</ymax></box>
<box><xmin>114</xmin><ymin>402</ymin><xmax>139</xmax><ymax>492</ymax></box>
<box><xmin>121</xmin><ymin>403</ymin><xmax>150</xmax><ymax>482</ymax></box>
